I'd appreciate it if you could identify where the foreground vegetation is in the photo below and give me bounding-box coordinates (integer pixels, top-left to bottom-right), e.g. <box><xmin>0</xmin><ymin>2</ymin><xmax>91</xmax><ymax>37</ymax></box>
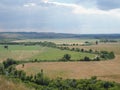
<box><xmin>1</xmin><ymin>59</ymin><xmax>120</xmax><ymax>90</ymax></box>
<box><xmin>0</xmin><ymin>76</ymin><xmax>31</xmax><ymax>90</ymax></box>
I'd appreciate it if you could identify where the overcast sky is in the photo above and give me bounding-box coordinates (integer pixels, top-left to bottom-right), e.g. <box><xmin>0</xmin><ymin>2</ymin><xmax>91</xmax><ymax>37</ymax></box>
<box><xmin>0</xmin><ymin>0</ymin><xmax>120</xmax><ymax>34</ymax></box>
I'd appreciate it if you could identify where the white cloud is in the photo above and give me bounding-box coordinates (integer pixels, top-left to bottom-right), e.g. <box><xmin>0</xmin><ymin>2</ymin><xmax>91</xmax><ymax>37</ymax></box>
<box><xmin>44</xmin><ymin>1</ymin><xmax>120</xmax><ymax>17</ymax></box>
<box><xmin>24</xmin><ymin>3</ymin><xmax>36</xmax><ymax>7</ymax></box>
<box><xmin>42</xmin><ymin>0</ymin><xmax>49</xmax><ymax>3</ymax></box>
<box><xmin>21</xmin><ymin>0</ymin><xmax>120</xmax><ymax>17</ymax></box>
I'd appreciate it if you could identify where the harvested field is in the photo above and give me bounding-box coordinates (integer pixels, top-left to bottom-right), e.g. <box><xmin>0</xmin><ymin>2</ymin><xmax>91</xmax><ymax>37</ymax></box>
<box><xmin>17</xmin><ymin>55</ymin><xmax>120</xmax><ymax>83</ymax></box>
<box><xmin>67</xmin><ymin>43</ymin><xmax>120</xmax><ymax>55</ymax></box>
<box><xmin>13</xmin><ymin>38</ymin><xmax>98</xmax><ymax>44</ymax></box>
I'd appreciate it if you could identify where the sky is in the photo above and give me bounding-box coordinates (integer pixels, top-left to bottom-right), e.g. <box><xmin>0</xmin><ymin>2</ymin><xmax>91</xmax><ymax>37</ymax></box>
<box><xmin>0</xmin><ymin>0</ymin><xmax>120</xmax><ymax>34</ymax></box>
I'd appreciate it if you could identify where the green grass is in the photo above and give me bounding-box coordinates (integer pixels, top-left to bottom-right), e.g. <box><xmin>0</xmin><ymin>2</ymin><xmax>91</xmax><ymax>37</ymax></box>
<box><xmin>0</xmin><ymin>45</ymin><xmax>95</xmax><ymax>61</ymax></box>
<box><xmin>31</xmin><ymin>47</ymin><xmax>95</xmax><ymax>61</ymax></box>
<box><xmin>0</xmin><ymin>45</ymin><xmax>42</xmax><ymax>51</ymax></box>
<box><xmin>0</xmin><ymin>45</ymin><xmax>43</xmax><ymax>61</ymax></box>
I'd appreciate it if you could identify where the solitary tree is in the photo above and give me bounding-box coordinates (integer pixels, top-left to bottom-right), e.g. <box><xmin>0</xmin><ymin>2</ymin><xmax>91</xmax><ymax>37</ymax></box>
<box><xmin>22</xmin><ymin>64</ymin><xmax>24</xmax><ymax>68</ymax></box>
<box><xmin>96</xmin><ymin>41</ymin><xmax>98</xmax><ymax>45</ymax></box>
<box><xmin>89</xmin><ymin>49</ymin><xmax>93</xmax><ymax>53</ymax></box>
<box><xmin>63</xmin><ymin>54</ymin><xmax>71</xmax><ymax>61</ymax></box>
<box><xmin>4</xmin><ymin>45</ymin><xmax>8</xmax><ymax>49</ymax></box>
<box><xmin>81</xmin><ymin>48</ymin><xmax>84</xmax><ymax>52</ymax></box>
<box><xmin>84</xmin><ymin>56</ymin><xmax>90</xmax><ymax>61</ymax></box>
<box><xmin>109</xmin><ymin>52</ymin><xmax>115</xmax><ymax>59</ymax></box>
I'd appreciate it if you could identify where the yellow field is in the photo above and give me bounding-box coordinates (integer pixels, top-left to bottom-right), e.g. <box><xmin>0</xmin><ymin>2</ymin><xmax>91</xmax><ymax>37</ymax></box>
<box><xmin>13</xmin><ymin>38</ymin><xmax>98</xmax><ymax>44</ymax></box>
<box><xmin>17</xmin><ymin>55</ymin><xmax>120</xmax><ymax>83</ymax></box>
<box><xmin>68</xmin><ymin>43</ymin><xmax>120</xmax><ymax>55</ymax></box>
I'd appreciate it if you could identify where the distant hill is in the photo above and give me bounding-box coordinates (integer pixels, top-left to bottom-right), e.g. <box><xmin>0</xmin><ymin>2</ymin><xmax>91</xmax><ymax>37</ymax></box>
<box><xmin>0</xmin><ymin>32</ymin><xmax>120</xmax><ymax>40</ymax></box>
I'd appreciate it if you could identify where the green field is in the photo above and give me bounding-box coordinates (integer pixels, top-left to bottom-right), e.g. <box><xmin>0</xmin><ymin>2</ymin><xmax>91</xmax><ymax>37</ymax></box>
<box><xmin>0</xmin><ymin>45</ymin><xmax>95</xmax><ymax>62</ymax></box>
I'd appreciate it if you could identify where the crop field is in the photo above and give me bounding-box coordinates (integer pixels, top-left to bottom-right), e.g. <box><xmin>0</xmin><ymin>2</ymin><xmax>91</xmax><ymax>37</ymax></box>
<box><xmin>16</xmin><ymin>41</ymin><xmax>120</xmax><ymax>83</ymax></box>
<box><xmin>13</xmin><ymin>38</ymin><xmax>99</xmax><ymax>44</ymax></box>
<box><xmin>17</xmin><ymin>55</ymin><xmax>120</xmax><ymax>82</ymax></box>
<box><xmin>67</xmin><ymin>43</ymin><xmax>120</xmax><ymax>55</ymax></box>
<box><xmin>0</xmin><ymin>45</ymin><xmax>95</xmax><ymax>62</ymax></box>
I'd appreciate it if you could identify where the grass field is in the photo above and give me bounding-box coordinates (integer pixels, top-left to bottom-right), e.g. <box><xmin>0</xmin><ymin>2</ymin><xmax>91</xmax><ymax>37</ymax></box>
<box><xmin>0</xmin><ymin>45</ymin><xmax>95</xmax><ymax>62</ymax></box>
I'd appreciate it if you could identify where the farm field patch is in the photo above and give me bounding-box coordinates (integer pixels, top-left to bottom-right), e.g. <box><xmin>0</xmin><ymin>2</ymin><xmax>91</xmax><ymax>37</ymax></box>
<box><xmin>67</xmin><ymin>43</ymin><xmax>120</xmax><ymax>55</ymax></box>
<box><xmin>17</xmin><ymin>55</ymin><xmax>120</xmax><ymax>83</ymax></box>
<box><xmin>13</xmin><ymin>38</ymin><xmax>98</xmax><ymax>44</ymax></box>
<box><xmin>0</xmin><ymin>45</ymin><xmax>95</xmax><ymax>62</ymax></box>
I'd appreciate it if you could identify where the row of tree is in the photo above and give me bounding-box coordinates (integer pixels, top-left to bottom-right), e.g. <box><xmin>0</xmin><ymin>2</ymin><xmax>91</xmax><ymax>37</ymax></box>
<box><xmin>100</xmin><ymin>51</ymin><xmax>115</xmax><ymax>60</ymax></box>
<box><xmin>59</xmin><ymin>54</ymin><xmax>96</xmax><ymax>61</ymax></box>
<box><xmin>2</xmin><ymin>41</ymin><xmax>57</xmax><ymax>49</ymax></box>
<box><xmin>58</xmin><ymin>47</ymin><xmax>115</xmax><ymax>61</ymax></box>
<box><xmin>59</xmin><ymin>41</ymin><xmax>99</xmax><ymax>46</ymax></box>
<box><xmin>0</xmin><ymin>59</ymin><xmax>120</xmax><ymax>90</ymax></box>
<box><xmin>100</xmin><ymin>39</ymin><xmax>118</xmax><ymax>43</ymax></box>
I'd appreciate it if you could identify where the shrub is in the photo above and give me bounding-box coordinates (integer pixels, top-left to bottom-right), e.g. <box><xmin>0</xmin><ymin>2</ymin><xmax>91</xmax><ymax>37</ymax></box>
<box><xmin>3</xmin><ymin>58</ymin><xmax>18</xmax><ymax>68</ymax></box>
<box><xmin>84</xmin><ymin>56</ymin><xmax>90</xmax><ymax>61</ymax></box>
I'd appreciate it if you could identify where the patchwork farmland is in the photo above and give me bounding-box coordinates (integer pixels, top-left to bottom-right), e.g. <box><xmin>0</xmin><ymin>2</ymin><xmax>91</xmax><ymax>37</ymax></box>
<box><xmin>14</xmin><ymin>39</ymin><xmax>120</xmax><ymax>83</ymax></box>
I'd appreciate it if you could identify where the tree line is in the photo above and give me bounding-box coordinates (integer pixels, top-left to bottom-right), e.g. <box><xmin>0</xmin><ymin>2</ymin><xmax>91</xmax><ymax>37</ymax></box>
<box><xmin>58</xmin><ymin>47</ymin><xmax>115</xmax><ymax>61</ymax></box>
<box><xmin>0</xmin><ymin>59</ymin><xmax>120</xmax><ymax>90</ymax></box>
<box><xmin>1</xmin><ymin>41</ymin><xmax>57</xmax><ymax>48</ymax></box>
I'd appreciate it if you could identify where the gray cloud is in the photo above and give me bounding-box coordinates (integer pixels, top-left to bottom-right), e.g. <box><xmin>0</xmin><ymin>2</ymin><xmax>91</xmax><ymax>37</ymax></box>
<box><xmin>75</xmin><ymin>0</ymin><xmax>120</xmax><ymax>10</ymax></box>
<box><xmin>96</xmin><ymin>0</ymin><xmax>120</xmax><ymax>10</ymax></box>
<box><xmin>0</xmin><ymin>0</ymin><xmax>120</xmax><ymax>33</ymax></box>
<box><xmin>0</xmin><ymin>0</ymin><xmax>79</xmax><ymax>32</ymax></box>
<box><xmin>64</xmin><ymin>0</ymin><xmax>120</xmax><ymax>10</ymax></box>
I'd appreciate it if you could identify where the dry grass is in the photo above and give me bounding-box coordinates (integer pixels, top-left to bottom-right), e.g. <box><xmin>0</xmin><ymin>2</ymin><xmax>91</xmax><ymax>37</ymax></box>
<box><xmin>0</xmin><ymin>76</ymin><xmax>31</xmax><ymax>90</ymax></box>
<box><xmin>17</xmin><ymin>55</ymin><xmax>120</xmax><ymax>83</ymax></box>
<box><xmin>68</xmin><ymin>43</ymin><xmax>120</xmax><ymax>55</ymax></box>
<box><xmin>0</xmin><ymin>50</ymin><xmax>39</xmax><ymax>62</ymax></box>
<box><xmin>13</xmin><ymin>38</ymin><xmax>98</xmax><ymax>44</ymax></box>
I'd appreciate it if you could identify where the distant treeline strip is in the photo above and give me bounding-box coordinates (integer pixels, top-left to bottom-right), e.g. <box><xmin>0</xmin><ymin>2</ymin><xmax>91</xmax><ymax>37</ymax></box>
<box><xmin>0</xmin><ymin>41</ymin><xmax>57</xmax><ymax>47</ymax></box>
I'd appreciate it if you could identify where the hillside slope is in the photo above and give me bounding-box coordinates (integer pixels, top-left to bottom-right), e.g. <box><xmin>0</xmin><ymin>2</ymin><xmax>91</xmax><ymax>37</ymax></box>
<box><xmin>0</xmin><ymin>76</ymin><xmax>31</xmax><ymax>90</ymax></box>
